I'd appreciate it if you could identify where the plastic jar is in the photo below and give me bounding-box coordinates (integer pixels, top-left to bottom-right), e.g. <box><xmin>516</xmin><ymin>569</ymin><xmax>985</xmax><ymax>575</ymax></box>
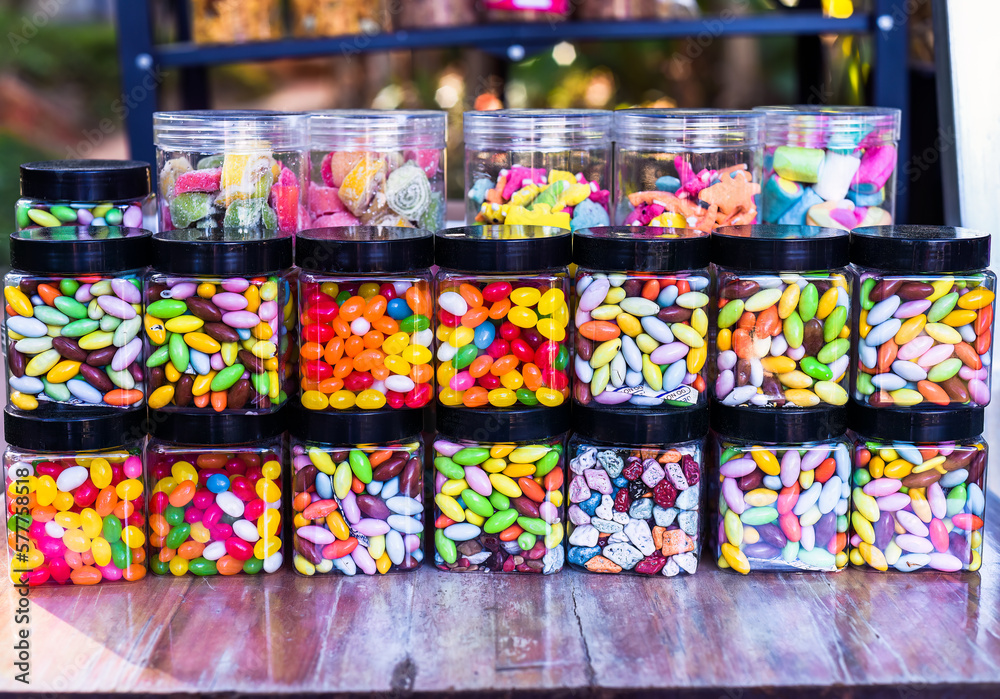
<box><xmin>756</xmin><ymin>106</ymin><xmax>901</xmax><ymax>230</ymax></box>
<box><xmin>851</xmin><ymin>225</ymin><xmax>994</xmax><ymax>408</ymax></box>
<box><xmin>464</xmin><ymin>109</ymin><xmax>612</xmax><ymax>230</ymax></box>
<box><xmin>613</xmin><ymin>109</ymin><xmax>764</xmax><ymax>230</ymax></box>
<box><xmin>712</xmin><ymin>404</ymin><xmax>850</xmax><ymax>573</ymax></box>
<box><xmin>432</xmin><ymin>405</ymin><xmax>569</xmax><ymax>573</ymax></box>
<box><xmin>567</xmin><ymin>405</ymin><xmax>707</xmax><ymax>575</ymax></box>
<box><xmin>153</xmin><ymin>110</ymin><xmax>307</xmax><ymax>234</ymax></box>
<box><xmin>5</xmin><ymin>226</ymin><xmax>151</xmax><ymax>413</ymax></box>
<box><xmin>4</xmin><ymin>408</ymin><xmax>147</xmax><ymax>586</ymax></box>
<box><xmin>17</xmin><ymin>160</ymin><xmax>154</xmax><ymax>232</ymax></box>
<box><xmin>290</xmin><ymin>0</ymin><xmax>388</xmax><ymax>37</ymax></box>
<box><xmin>573</xmin><ymin>226</ymin><xmax>711</xmax><ymax>409</ymax></box>
<box><xmin>848</xmin><ymin>403</ymin><xmax>987</xmax><ymax>573</ymax></box>
<box><xmin>146</xmin><ymin>412</ymin><xmax>285</xmax><ymax>577</ymax></box>
<box><xmin>435</xmin><ymin>225</ymin><xmax>572</xmax><ymax>409</ymax></box>
<box><xmin>289</xmin><ymin>407</ymin><xmax>426</xmax><ymax>575</ymax></box>
<box><xmin>307</xmin><ymin>110</ymin><xmax>447</xmax><ymax>231</ymax></box>
<box><xmin>711</xmin><ymin>224</ymin><xmax>852</xmax><ymax>409</ymax></box>
<box><xmin>296</xmin><ymin>226</ymin><xmax>435</xmax><ymax>412</ymax></box>
<box><xmin>144</xmin><ymin>229</ymin><xmax>295</xmax><ymax>414</ymax></box>
<box><xmin>190</xmin><ymin>0</ymin><xmax>282</xmax><ymax>44</ymax></box>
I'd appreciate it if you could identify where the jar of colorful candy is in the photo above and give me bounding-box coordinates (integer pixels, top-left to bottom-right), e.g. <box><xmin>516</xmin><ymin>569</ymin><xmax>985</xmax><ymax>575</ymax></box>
<box><xmin>153</xmin><ymin>110</ymin><xmax>306</xmax><ymax>234</ymax></box>
<box><xmin>16</xmin><ymin>160</ymin><xmax>154</xmax><ymax>232</ymax></box>
<box><xmin>712</xmin><ymin>403</ymin><xmax>850</xmax><ymax>573</ymax></box>
<box><xmin>432</xmin><ymin>405</ymin><xmax>569</xmax><ymax>573</ymax></box>
<box><xmin>307</xmin><ymin>110</ymin><xmax>446</xmax><ymax>230</ymax></box>
<box><xmin>464</xmin><ymin>109</ymin><xmax>612</xmax><ymax>230</ymax></box>
<box><xmin>289</xmin><ymin>406</ymin><xmax>425</xmax><ymax>575</ymax></box>
<box><xmin>4</xmin><ymin>407</ymin><xmax>147</xmax><ymax>586</ymax></box>
<box><xmin>144</xmin><ymin>229</ymin><xmax>295</xmax><ymax>414</ymax></box>
<box><xmin>573</xmin><ymin>226</ymin><xmax>711</xmax><ymax>408</ymax></box>
<box><xmin>146</xmin><ymin>411</ymin><xmax>285</xmax><ymax>577</ymax></box>
<box><xmin>613</xmin><ymin>109</ymin><xmax>764</xmax><ymax>230</ymax></box>
<box><xmin>296</xmin><ymin>226</ymin><xmax>435</xmax><ymax>412</ymax></box>
<box><xmin>756</xmin><ymin>106</ymin><xmax>901</xmax><ymax>230</ymax></box>
<box><xmin>711</xmin><ymin>224</ymin><xmax>852</xmax><ymax>409</ymax></box>
<box><xmin>851</xmin><ymin>225</ymin><xmax>994</xmax><ymax>408</ymax></box>
<box><xmin>5</xmin><ymin>226</ymin><xmax>150</xmax><ymax>413</ymax></box>
<box><xmin>848</xmin><ymin>403</ymin><xmax>987</xmax><ymax>573</ymax></box>
<box><xmin>435</xmin><ymin>225</ymin><xmax>572</xmax><ymax>409</ymax></box>
<box><xmin>567</xmin><ymin>404</ymin><xmax>707</xmax><ymax>575</ymax></box>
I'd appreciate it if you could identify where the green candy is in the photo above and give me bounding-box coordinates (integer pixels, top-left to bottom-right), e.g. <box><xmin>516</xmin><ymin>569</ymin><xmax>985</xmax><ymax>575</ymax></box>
<box><xmin>110</xmin><ymin>540</ymin><xmax>129</xmax><ymax>569</ymax></box>
<box><xmin>164</xmin><ymin>505</ymin><xmax>185</xmax><ymax>526</ymax></box>
<box><xmin>516</xmin><ymin>388</ymin><xmax>539</xmax><ymax>406</ymax></box>
<box><xmin>15</xmin><ymin>204</ymin><xmax>29</xmax><ymax>229</ymax></box>
<box><xmin>87</xmin><ymin>298</ymin><xmax>104</xmax><ymax>320</ymax></box>
<box><xmin>517</xmin><ymin>532</ymin><xmax>537</xmax><ymax>551</ymax></box>
<box><xmin>101</xmin><ymin>314</ymin><xmax>123</xmax><ymax>332</ymax></box>
<box><xmin>800</xmin><ymin>356</ymin><xmax>832</xmax><ymax>381</ymax></box>
<box><xmin>554</xmin><ymin>344</ymin><xmax>569</xmax><ymax>371</ymax></box>
<box><xmin>817</xmin><ymin>338</ymin><xmax>850</xmax><ymax>364</ymax></box>
<box><xmin>243</xmin><ymin>557</ymin><xmax>264</xmax><ymax>574</ymax></box>
<box><xmin>50</xmin><ymin>205</ymin><xmax>79</xmax><ymax>223</ymax></box>
<box><xmin>435</xmin><ymin>529</ymin><xmax>457</xmax><ymax>564</ymax></box>
<box><xmin>488</xmin><ymin>491</ymin><xmax>510</xmax><ymax>511</ymax></box>
<box><xmin>7</xmin><ymin>513</ymin><xmax>30</xmax><ymax>532</ymax></box>
<box><xmin>33</xmin><ymin>305</ymin><xmax>69</xmax><ymax>326</ymax></box>
<box><xmin>781</xmin><ymin>540</ymin><xmax>801</xmax><ymax>563</ymax></box>
<box><xmin>42</xmin><ymin>379</ymin><xmax>71</xmax><ymax>403</ymax></box>
<box><xmin>165</xmin><ymin>523</ymin><xmax>191</xmax><ymax>550</ymax></box>
<box><xmin>451</xmin><ymin>344</ymin><xmax>478</xmax><ymax>371</ymax></box>
<box><xmin>927</xmin><ymin>292</ymin><xmax>959</xmax><ymax>323</ymax></box>
<box><xmin>533</xmin><ymin>450</ymin><xmax>560</xmax><ymax>477</ymax></box>
<box><xmin>188</xmin><ymin>558</ymin><xmax>219</xmax><ymax>576</ymax></box>
<box><xmin>211</xmin><ymin>364</ymin><xmax>245</xmax><ymax>392</ymax></box>
<box><xmin>740</xmin><ymin>506</ymin><xmax>779</xmax><ymax>526</ymax></box>
<box><xmin>169</xmin><ymin>333</ymin><xmax>189</xmax><ymax>372</ymax></box>
<box><xmin>946</xmin><ymin>484</ymin><xmax>967</xmax><ymax>516</ymax></box>
<box><xmin>349</xmin><ymin>449</ymin><xmax>373</xmax><ymax>483</ymax></box>
<box><xmin>927</xmin><ymin>357</ymin><xmax>962</xmax><ymax>383</ymax></box>
<box><xmin>856</xmin><ymin>371</ymin><xmax>875</xmax><ymax>396</ymax></box>
<box><xmin>224</xmin><ymin>199</ymin><xmax>267</xmax><ymax>229</ymax></box>
<box><xmin>170</xmin><ymin>192</ymin><xmax>214</xmax><ymax>229</ymax></box>
<box><xmin>336</xmin><ymin>290</ymin><xmax>351</xmax><ymax>305</ymax></box>
<box><xmin>102</xmin><ymin>515</ymin><xmax>123</xmax><ymax>544</ymax></box>
<box><xmin>147</xmin><ymin>299</ymin><xmax>188</xmax><ymax>319</ymax></box>
<box><xmin>53</xmin><ymin>295</ymin><xmax>88</xmax><ymax>319</ymax></box>
<box><xmin>798</xmin><ymin>283</ymin><xmax>819</xmax><ymax>322</ymax></box>
<box><xmin>452</xmin><ymin>447</ymin><xmax>490</xmax><ymax>466</ymax></box>
<box><xmin>147</xmin><ymin>344</ymin><xmax>170</xmax><ymax>367</ymax></box>
<box><xmin>783</xmin><ymin>311</ymin><xmax>803</xmax><ymax>349</ymax></box>
<box><xmin>717</xmin><ymin>299</ymin><xmax>745</xmax><ymax>329</ymax></box>
<box><xmin>720</xmin><ymin>447</ymin><xmax>740</xmax><ymax>465</ymax></box>
<box><xmin>517</xmin><ymin>516</ymin><xmax>550</xmax><ymax>536</ymax></box>
<box><xmin>151</xmin><ymin>557</ymin><xmax>170</xmax><ymax>575</ymax></box>
<box><xmin>251</xmin><ymin>372</ymin><xmax>270</xmax><ymax>397</ymax></box>
<box><xmin>798</xmin><ymin>547</ymin><xmax>836</xmax><ymax>569</ymax></box>
<box><xmin>197</xmin><ymin>154</ymin><xmax>225</xmax><ymax>169</ymax></box>
<box><xmin>461</xmin><ymin>489</ymin><xmax>494</xmax><ymax>518</ymax></box>
<box><xmin>105</xmin><ymin>208</ymin><xmax>124</xmax><ymax>225</ymax></box>
<box><xmin>836</xmin><ymin>514</ymin><xmax>848</xmax><ymax>532</ymax></box>
<box><xmin>433</xmin><ymin>456</ymin><xmax>465</xmax><ymax>480</ymax></box>
<box><xmin>823</xmin><ymin>305</ymin><xmax>847</xmax><ymax>342</ymax></box>
<box><xmin>399</xmin><ymin>314</ymin><xmax>430</xmax><ymax>333</ymax></box>
<box><xmin>860</xmin><ymin>277</ymin><xmax>876</xmax><ymax>310</ymax></box>
<box><xmin>59</xmin><ymin>278</ymin><xmax>80</xmax><ymax>296</ymax></box>
<box><xmin>483</xmin><ymin>508</ymin><xmax>519</xmax><ymax>533</ymax></box>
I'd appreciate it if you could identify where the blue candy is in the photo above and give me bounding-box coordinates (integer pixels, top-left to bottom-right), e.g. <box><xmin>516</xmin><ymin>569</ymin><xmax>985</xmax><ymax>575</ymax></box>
<box><xmin>568</xmin><ymin>546</ymin><xmax>602</xmax><ymax>566</ymax></box>
<box><xmin>579</xmin><ymin>492</ymin><xmax>601</xmax><ymax>516</ymax></box>
<box><xmin>386</xmin><ymin>297</ymin><xmax>411</xmax><ymax>321</ymax></box>
<box><xmin>570</xmin><ymin>198</ymin><xmax>610</xmax><ymax>232</ymax></box>
<box><xmin>207</xmin><ymin>473</ymin><xmax>231</xmax><ymax>494</ymax></box>
<box><xmin>655</xmin><ymin>175</ymin><xmax>681</xmax><ymax>192</ymax></box>
<box><xmin>776</xmin><ymin>188</ymin><xmax>822</xmax><ymax>225</ymax></box>
<box><xmin>468</xmin><ymin>178</ymin><xmax>493</xmax><ymax>207</ymax></box>
<box><xmin>473</xmin><ymin>321</ymin><xmax>495</xmax><ymax>350</ymax></box>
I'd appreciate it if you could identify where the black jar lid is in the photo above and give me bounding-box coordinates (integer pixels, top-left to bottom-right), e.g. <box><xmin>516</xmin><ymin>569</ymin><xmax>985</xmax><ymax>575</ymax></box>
<box><xmin>296</xmin><ymin>226</ymin><xmax>434</xmax><ymax>273</ymax></box>
<box><xmin>437</xmin><ymin>405</ymin><xmax>570</xmax><ymax>443</ymax></box>
<box><xmin>4</xmin><ymin>407</ymin><xmax>145</xmax><ymax>452</ymax></box>
<box><xmin>149</xmin><ymin>410</ymin><xmax>286</xmax><ymax>446</ymax></box>
<box><xmin>289</xmin><ymin>405</ymin><xmax>425</xmax><ymax>444</ymax></box>
<box><xmin>435</xmin><ymin>225</ymin><xmax>571</xmax><ymax>272</ymax></box>
<box><xmin>9</xmin><ymin>226</ymin><xmax>150</xmax><ymax>274</ymax></box>
<box><xmin>712</xmin><ymin>224</ymin><xmax>849</xmax><ymax>271</ymax></box>
<box><xmin>20</xmin><ymin>160</ymin><xmax>151</xmax><ymax>202</ymax></box>
<box><xmin>573</xmin><ymin>226</ymin><xmax>711</xmax><ymax>272</ymax></box>
<box><xmin>851</xmin><ymin>225</ymin><xmax>991</xmax><ymax>273</ymax></box>
<box><xmin>848</xmin><ymin>402</ymin><xmax>984</xmax><ymax>443</ymax></box>
<box><xmin>151</xmin><ymin>228</ymin><xmax>293</xmax><ymax>276</ymax></box>
<box><xmin>711</xmin><ymin>402</ymin><xmax>846</xmax><ymax>444</ymax></box>
<box><xmin>573</xmin><ymin>403</ymin><xmax>708</xmax><ymax>446</ymax></box>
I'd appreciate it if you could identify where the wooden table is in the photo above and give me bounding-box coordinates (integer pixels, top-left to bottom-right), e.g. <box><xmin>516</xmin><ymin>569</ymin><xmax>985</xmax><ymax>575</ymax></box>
<box><xmin>2</xmin><ymin>496</ymin><xmax>997</xmax><ymax>699</ymax></box>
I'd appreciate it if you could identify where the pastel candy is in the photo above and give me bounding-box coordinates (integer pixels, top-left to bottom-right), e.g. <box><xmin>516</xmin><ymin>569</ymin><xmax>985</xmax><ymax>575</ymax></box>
<box><xmin>772</xmin><ymin>146</ymin><xmax>825</xmax><ymax>183</ymax></box>
<box><xmin>777</xmin><ymin>188</ymin><xmax>823</xmax><ymax>225</ymax></box>
<box><xmin>812</xmin><ymin>152</ymin><xmax>860</xmax><ymax>202</ymax></box>
<box><xmin>570</xmin><ymin>198</ymin><xmax>611</xmax><ymax>232</ymax></box>
<box><xmin>852</xmin><ymin>144</ymin><xmax>897</xmax><ymax>192</ymax></box>
<box><xmin>761</xmin><ymin>175</ymin><xmax>803</xmax><ymax>222</ymax></box>
<box><xmin>848</xmin><ymin>187</ymin><xmax>885</xmax><ymax>207</ymax></box>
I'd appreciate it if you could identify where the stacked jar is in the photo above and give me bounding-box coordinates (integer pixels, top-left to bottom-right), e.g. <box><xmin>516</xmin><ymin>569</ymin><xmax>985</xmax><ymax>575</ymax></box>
<box><xmin>756</xmin><ymin>106</ymin><xmax>901</xmax><ymax>230</ymax></box>
<box><xmin>572</xmin><ymin>226</ymin><xmax>711</xmax><ymax>408</ymax></box>
<box><xmin>613</xmin><ymin>109</ymin><xmax>764</xmax><ymax>231</ymax></box>
<box><xmin>307</xmin><ymin>110</ymin><xmax>447</xmax><ymax>231</ymax></box>
<box><xmin>153</xmin><ymin>110</ymin><xmax>307</xmax><ymax>234</ymax></box>
<box><xmin>4</xmin><ymin>226</ymin><xmax>151</xmax><ymax>413</ymax></box>
<box><xmin>144</xmin><ymin>229</ymin><xmax>295</xmax><ymax>414</ymax></box>
<box><xmin>17</xmin><ymin>160</ymin><xmax>154</xmax><ymax>232</ymax></box>
<box><xmin>464</xmin><ymin>109</ymin><xmax>612</xmax><ymax>230</ymax></box>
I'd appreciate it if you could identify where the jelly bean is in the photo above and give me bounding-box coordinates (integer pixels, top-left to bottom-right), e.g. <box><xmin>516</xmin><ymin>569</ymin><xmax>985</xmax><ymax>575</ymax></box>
<box><xmin>16</xmin><ymin>191</ymin><xmax>147</xmax><ymax>232</ymax></box>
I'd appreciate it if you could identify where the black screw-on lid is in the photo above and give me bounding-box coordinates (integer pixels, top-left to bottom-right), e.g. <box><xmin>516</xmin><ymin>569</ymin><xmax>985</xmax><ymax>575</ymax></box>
<box><xmin>851</xmin><ymin>225</ymin><xmax>991</xmax><ymax>273</ymax></box>
<box><xmin>9</xmin><ymin>226</ymin><xmax>150</xmax><ymax>274</ymax></box>
<box><xmin>151</xmin><ymin>228</ymin><xmax>293</xmax><ymax>276</ymax></box>
<box><xmin>4</xmin><ymin>407</ymin><xmax>145</xmax><ymax>452</ymax></box>
<box><xmin>848</xmin><ymin>401</ymin><xmax>984</xmax><ymax>443</ymax></box>
<box><xmin>711</xmin><ymin>402</ymin><xmax>846</xmax><ymax>444</ymax></box>
<box><xmin>20</xmin><ymin>160</ymin><xmax>151</xmax><ymax>202</ymax></box>
<box><xmin>289</xmin><ymin>405</ymin><xmax>425</xmax><ymax>444</ymax></box>
<box><xmin>572</xmin><ymin>404</ymin><xmax>708</xmax><ymax>445</ymax></box>
<box><xmin>435</xmin><ymin>225</ymin><xmax>571</xmax><ymax>272</ymax></box>
<box><xmin>148</xmin><ymin>409</ymin><xmax>286</xmax><ymax>446</ymax></box>
<box><xmin>573</xmin><ymin>226</ymin><xmax>711</xmax><ymax>272</ymax></box>
<box><xmin>712</xmin><ymin>224</ymin><xmax>849</xmax><ymax>271</ymax></box>
<box><xmin>437</xmin><ymin>405</ymin><xmax>570</xmax><ymax>443</ymax></box>
<box><xmin>296</xmin><ymin>226</ymin><xmax>434</xmax><ymax>273</ymax></box>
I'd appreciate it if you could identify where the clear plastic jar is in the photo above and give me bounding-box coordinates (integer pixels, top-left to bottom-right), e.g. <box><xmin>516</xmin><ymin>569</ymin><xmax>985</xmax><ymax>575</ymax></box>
<box><xmin>756</xmin><ymin>106</ymin><xmax>901</xmax><ymax>230</ymax></box>
<box><xmin>296</xmin><ymin>226</ymin><xmax>435</xmax><ymax>412</ymax></box>
<box><xmin>852</xmin><ymin>225</ymin><xmax>995</xmax><ymax>408</ymax></box>
<box><xmin>483</xmin><ymin>0</ymin><xmax>568</xmax><ymax>22</ymax></box>
<box><xmin>4</xmin><ymin>226</ymin><xmax>150</xmax><ymax>413</ymax></box>
<box><xmin>849</xmin><ymin>404</ymin><xmax>987</xmax><ymax>573</ymax></box>
<box><xmin>307</xmin><ymin>110</ymin><xmax>447</xmax><ymax>231</ymax></box>
<box><xmin>573</xmin><ymin>226</ymin><xmax>711</xmax><ymax>409</ymax></box>
<box><xmin>711</xmin><ymin>225</ymin><xmax>852</xmax><ymax>409</ymax></box>
<box><xmin>432</xmin><ymin>406</ymin><xmax>569</xmax><ymax>573</ymax></box>
<box><xmin>190</xmin><ymin>0</ymin><xmax>282</xmax><ymax>44</ymax></box>
<box><xmin>16</xmin><ymin>160</ymin><xmax>154</xmax><ymax>232</ymax></box>
<box><xmin>712</xmin><ymin>404</ymin><xmax>851</xmax><ymax>573</ymax></box>
<box><xmin>464</xmin><ymin>109</ymin><xmax>612</xmax><ymax>230</ymax></box>
<box><xmin>4</xmin><ymin>408</ymin><xmax>147</xmax><ymax>586</ymax></box>
<box><xmin>290</xmin><ymin>0</ymin><xmax>388</xmax><ymax>37</ymax></box>
<box><xmin>289</xmin><ymin>407</ymin><xmax>425</xmax><ymax>575</ymax></box>
<box><xmin>153</xmin><ymin>110</ymin><xmax>307</xmax><ymax>234</ymax></box>
<box><xmin>567</xmin><ymin>405</ymin><xmax>707</xmax><ymax>575</ymax></box>
<box><xmin>146</xmin><ymin>412</ymin><xmax>285</xmax><ymax>577</ymax></box>
<box><xmin>613</xmin><ymin>109</ymin><xmax>764</xmax><ymax>231</ymax></box>
<box><xmin>144</xmin><ymin>229</ymin><xmax>295</xmax><ymax>414</ymax></box>
<box><xmin>435</xmin><ymin>226</ymin><xmax>571</xmax><ymax>409</ymax></box>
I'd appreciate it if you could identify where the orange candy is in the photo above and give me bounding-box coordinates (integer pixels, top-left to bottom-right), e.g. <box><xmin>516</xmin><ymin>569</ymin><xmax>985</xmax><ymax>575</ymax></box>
<box><xmin>300</xmin><ymin>342</ymin><xmax>324</xmax><ymax>361</ymax></box>
<box><xmin>488</xmin><ymin>299</ymin><xmax>511</xmax><ymax>320</ymax></box>
<box><xmin>543</xmin><ymin>467</ymin><xmax>564</xmax><ymax>492</ymax></box>
<box><xmin>462</xmin><ymin>386</ymin><xmax>489</xmax><ymax>407</ymax></box>
<box><xmin>169</xmin><ymin>481</ymin><xmax>197</xmax><ymax>508</ymax></box>
<box><xmin>70</xmin><ymin>566</ymin><xmax>102</xmax><ymax>585</ymax></box>
<box><xmin>461</xmin><ymin>306</ymin><xmax>489</xmax><ymax>328</ymax></box>
<box><xmin>578</xmin><ymin>321</ymin><xmax>620</xmax><ymax>341</ymax></box>
<box><xmin>469</xmin><ymin>355</ymin><xmax>493</xmax><ymax>378</ymax></box>
<box><xmin>876</xmin><ymin>339</ymin><xmax>898</xmax><ymax>373</ymax></box>
<box><xmin>755</xmin><ymin>306</ymin><xmax>781</xmax><ymax>337</ymax></box>
<box><xmin>518</xmin><ymin>477</ymin><xmax>546</xmax><ymax>503</ymax></box>
<box><xmin>499</xmin><ymin>524</ymin><xmax>524</xmax><ymax>541</ymax></box>
<box><xmin>36</xmin><ymin>283</ymin><xmax>61</xmax><ymax>306</ymax></box>
<box><xmin>917</xmin><ymin>380</ymin><xmax>949</xmax><ymax>406</ymax></box>
<box><xmin>339</xmin><ymin>296</ymin><xmax>366</xmax><ymax>321</ymax></box>
<box><xmin>216</xmin><ymin>555</ymin><xmax>244</xmax><ymax>575</ymax></box>
<box><xmin>363</xmin><ymin>295</ymin><xmax>387</xmax><ymax>321</ymax></box>
<box><xmin>459</xmin><ymin>283</ymin><xmax>484</xmax><ymax>308</ymax></box>
<box><xmin>490</xmin><ymin>354</ymin><xmax>519</xmax><ymax>376</ymax></box>
<box><xmin>178</xmin><ymin>541</ymin><xmax>205</xmax><ymax>559</ymax></box>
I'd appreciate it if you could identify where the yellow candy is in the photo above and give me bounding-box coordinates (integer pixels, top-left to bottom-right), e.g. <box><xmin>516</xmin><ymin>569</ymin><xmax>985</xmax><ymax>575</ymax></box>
<box><xmin>761</xmin><ymin>356</ymin><xmax>796</xmax><ymax>374</ymax></box>
<box><xmin>536</xmin><ymin>318</ymin><xmax>566</xmax><ymax>342</ymax></box>
<box><xmin>258</xmin><ymin>508</ymin><xmax>281</xmax><ymax>538</ymax></box>
<box><xmin>687</xmin><ymin>344</ymin><xmax>707</xmax><ymax>374</ymax></box>
<box><xmin>356</xmin><ymin>389</ymin><xmax>387</xmax><ymax>409</ymax></box>
<box><xmin>295</xmin><ymin>554</ymin><xmax>317</xmax><ymax>576</ymax></box>
<box><xmin>401</xmin><ymin>344</ymin><xmax>431</xmax><ymax>364</ymax></box>
<box><xmin>852</xmin><ymin>512</ymin><xmax>875</xmax><ymax>544</ymax></box>
<box><xmin>648</xmin><ymin>212</ymin><xmax>686</xmax><ymax>228</ymax></box>
<box><xmin>785</xmin><ymin>388</ymin><xmax>821</xmax><ymax>407</ymax></box>
<box><xmin>55</xmin><ymin>512</ymin><xmax>81</xmax><ymax>530</ymax></box>
<box><xmin>464</xmin><ymin>510</ymin><xmax>486</xmax><ymax>527</ymax></box>
<box><xmin>487</xmin><ymin>388</ymin><xmax>518</xmax><ymax>407</ymax></box>
<box><xmin>721</xmin><ymin>542</ymin><xmax>751</xmax><ymax>574</ymax></box>
<box><xmin>435</xmin><ymin>493</ymin><xmax>465</xmax><ymax>522</ymax></box>
<box><xmin>301</xmin><ymin>390</ymin><xmax>329</xmax><ymax>410</ymax></box>
<box><xmin>383</xmin><ymin>332</ymin><xmax>409</xmax><ymax>355</ymax></box>
<box><xmin>509</xmin><ymin>446</ymin><xmax>549</xmax><ymax>463</ymax></box>
<box><xmin>507</xmin><ymin>306</ymin><xmax>538</xmax><ymax>329</ymax></box>
<box><xmin>35</xmin><ymin>475</ymin><xmax>57</xmax><ymax>506</ymax></box>
<box><xmin>490</xmin><ymin>445</ymin><xmax>515</xmax><ymax>458</ymax></box>
<box><xmin>170</xmin><ymin>556</ymin><xmax>190</xmax><ymax>576</ymax></box>
<box><xmin>778</xmin><ymin>284</ymin><xmax>800</xmax><ymax>319</ymax></box>
<box><xmin>185</xmin><ymin>332</ymin><xmax>221</xmax><ymax>354</ymax></box>
<box><xmin>957</xmin><ymin>287</ymin><xmax>995</xmax><ymax>310</ymax></box>
<box><xmin>925</xmin><ymin>278</ymin><xmax>954</xmax><ymax>303</ymax></box>
<box><xmin>857</xmin><ymin>542</ymin><xmax>888</xmax><ymax>571</ymax></box>
<box><xmin>942</xmin><ymin>309</ymin><xmax>978</xmax><ymax>327</ymax></box>
<box><xmin>81</xmin><ymin>508</ymin><xmax>103</xmax><ymax>538</ymax></box>
<box><xmin>605</xmin><ymin>287</ymin><xmax>626</xmax><ymax>305</ymax></box>
<box><xmin>814</xmin><ymin>380</ymin><xmax>848</xmax><ymax>406</ymax></box>
<box><xmin>744</xmin><ymin>488</ymin><xmax>778</xmax><ymax>507</ymax></box>
<box><xmin>549</xmin><ymin>489</ymin><xmax>563</xmax><ymax>508</ymax></box>
<box><xmin>164</xmin><ymin>315</ymin><xmax>204</xmax><ymax>333</ymax></box>
<box><xmin>447</xmin><ymin>326</ymin><xmax>474</xmax><ymax>348</ymax></box>
<box><xmin>544</xmin><ymin>520</ymin><xmax>563</xmax><ymax>550</ymax></box>
<box><xmin>511</xmin><ymin>287</ymin><xmax>542</xmax><ymax>307</ymax></box>
<box><xmin>122</xmin><ymin>525</ymin><xmax>145</xmax><ymax>548</ymax></box>
<box><xmin>500</xmin><ymin>369</ymin><xmax>524</xmax><ymax>390</ymax></box>
<box><xmin>164</xmin><ymin>362</ymin><xmax>182</xmax><ymax>383</ymax></box>
<box><xmin>53</xmin><ymin>491</ymin><xmax>75</xmax><ymax>511</ymax></box>
<box><xmin>144</xmin><ymin>313</ymin><xmax>166</xmax><ymax>345</ymax></box>
<box><xmin>489</xmin><ymin>473</ymin><xmax>521</xmax><ymax>498</ymax></box>
<box><xmin>116</xmin><ymin>478</ymin><xmax>143</xmax><ymax>500</ymax></box>
<box><xmin>251</xmin><ymin>341</ymin><xmax>277</xmax><ymax>359</ymax></box>
<box><xmin>816</xmin><ymin>287</ymin><xmax>838</xmax><ymax>319</ymax></box>
<box><xmin>853</xmin><ymin>489</ymin><xmax>880</xmax><ymax>523</ymax></box>
<box><xmin>91</xmin><ymin>537</ymin><xmax>112</xmax><ymax>567</ymax></box>
<box><xmin>171</xmin><ymin>461</ymin><xmax>199</xmax><ymax>483</ymax></box>
<box><xmin>925</xmin><ymin>323</ymin><xmax>962</xmax><ymax>344</ymax></box>
<box><xmin>153</xmin><ymin>476</ymin><xmax>178</xmax><ymax>495</ymax></box>
<box><xmin>616</xmin><ymin>312</ymin><xmax>643</xmax><ymax>338</ymax></box>
<box><xmin>483</xmin><ymin>458</ymin><xmax>507</xmax><ymax>473</ymax></box>
<box><xmin>254</xmin><ymin>537</ymin><xmax>281</xmax><ymax>560</ymax></box>
<box><xmin>441</xmin><ymin>478</ymin><xmax>468</xmax><ymax>496</ymax></box>
<box><xmin>536</xmin><ymin>387</ymin><xmax>564</xmax><ymax>406</ymax></box>
<box><xmin>777</xmin><ymin>370</ymin><xmax>813</xmax><ymax>389</ymax></box>
<box><xmin>537</xmin><ymin>288</ymin><xmax>565</xmax><ymax>315</ymax></box>
<box><xmin>262</xmin><ymin>459</ymin><xmax>281</xmax><ymax>480</ymax></box>
<box><xmin>751</xmin><ymin>449</ymin><xmax>780</xmax><ymax>476</ymax></box>
<box><xmin>888</xmin><ymin>388</ymin><xmax>923</xmax><ymax>407</ymax></box>
<box><xmin>329</xmin><ymin>389</ymin><xmax>357</xmax><ymax>409</ymax></box>
<box><xmin>9</xmin><ymin>391</ymin><xmax>38</xmax><ymax>411</ymax></box>
<box><xmin>78</xmin><ymin>331</ymin><xmax>113</xmax><ymax>351</ymax></box>
<box><xmin>197</xmin><ymin>282</ymin><xmax>216</xmax><ymax>298</ymax></box>
<box><xmin>148</xmin><ymin>385</ymin><xmax>175</xmax><ymax>410</ymax></box>
<box><xmin>190</xmin><ymin>522</ymin><xmax>211</xmax><ymax>543</ymax></box>
<box><xmin>25</xmin><ymin>349</ymin><xmax>61</xmax><ymax>377</ymax></box>
<box><xmin>438</xmin><ymin>388</ymin><xmax>463</xmax><ymax>407</ymax></box>
<box><xmin>503</xmin><ymin>463</ymin><xmax>536</xmax><ymax>478</ymax></box>
<box><xmin>691</xmin><ymin>308</ymin><xmax>708</xmax><ymax>337</ymax></box>
<box><xmin>63</xmin><ymin>529</ymin><xmax>90</xmax><ymax>554</ymax></box>
<box><xmin>894</xmin><ymin>315</ymin><xmax>926</xmax><ymax>345</ymax></box>
<box><xmin>256</xmin><ymin>477</ymin><xmax>280</xmax><ymax>503</ymax></box>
